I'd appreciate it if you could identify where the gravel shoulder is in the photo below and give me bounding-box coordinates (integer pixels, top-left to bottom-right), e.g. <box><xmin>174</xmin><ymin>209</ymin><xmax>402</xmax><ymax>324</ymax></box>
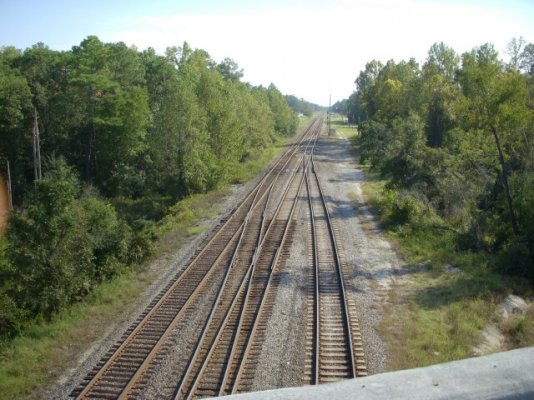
<box><xmin>314</xmin><ymin>134</ymin><xmax>403</xmax><ymax>374</ymax></box>
<box><xmin>251</xmin><ymin>132</ymin><xmax>405</xmax><ymax>391</ymax></box>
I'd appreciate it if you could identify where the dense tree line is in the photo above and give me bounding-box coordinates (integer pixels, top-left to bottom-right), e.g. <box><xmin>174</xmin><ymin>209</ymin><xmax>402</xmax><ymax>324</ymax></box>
<box><xmin>0</xmin><ymin>36</ymin><xmax>298</xmax><ymax>336</ymax></box>
<box><xmin>284</xmin><ymin>94</ymin><xmax>324</xmax><ymax>116</ymax></box>
<box><xmin>344</xmin><ymin>39</ymin><xmax>534</xmax><ymax>278</ymax></box>
<box><xmin>332</xmin><ymin>94</ymin><xmax>365</xmax><ymax>123</ymax></box>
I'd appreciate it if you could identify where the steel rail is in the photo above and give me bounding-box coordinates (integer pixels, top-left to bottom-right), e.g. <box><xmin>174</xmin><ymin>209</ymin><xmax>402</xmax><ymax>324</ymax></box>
<box><xmin>119</xmin><ymin>123</ymin><xmax>320</xmax><ymax>398</ymax></box>
<box><xmin>74</xmin><ymin>119</ymin><xmax>320</xmax><ymax>399</ymax></box>
<box><xmin>219</xmin><ymin>149</ymin><xmax>309</xmax><ymax>396</ymax></box>
<box><xmin>219</xmin><ymin>118</ymin><xmax>323</xmax><ymax>395</ymax></box>
<box><xmin>305</xmin><ymin>159</ymin><xmax>321</xmax><ymax>385</ymax></box>
<box><xmin>227</xmin><ymin>119</ymin><xmax>324</xmax><ymax>394</ymax></box>
<box><xmin>229</xmin><ymin>149</ymin><xmax>312</xmax><ymax>395</ymax></box>
<box><xmin>177</xmin><ymin>120</ymin><xmax>321</xmax><ymax>399</ymax></box>
<box><xmin>118</xmin><ymin>172</ymin><xmax>273</xmax><ymax>399</ymax></box>
<box><xmin>310</xmin><ymin>150</ymin><xmax>357</xmax><ymax>380</ymax></box>
<box><xmin>173</xmin><ymin>179</ymin><xmax>273</xmax><ymax>400</ymax></box>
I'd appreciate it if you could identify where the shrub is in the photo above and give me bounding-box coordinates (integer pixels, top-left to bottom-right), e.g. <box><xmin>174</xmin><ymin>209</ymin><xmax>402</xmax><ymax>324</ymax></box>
<box><xmin>3</xmin><ymin>158</ymin><xmax>132</xmax><ymax>318</ymax></box>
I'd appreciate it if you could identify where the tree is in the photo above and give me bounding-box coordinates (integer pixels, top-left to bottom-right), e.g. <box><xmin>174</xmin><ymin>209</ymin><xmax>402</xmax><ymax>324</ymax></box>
<box><xmin>422</xmin><ymin>43</ymin><xmax>460</xmax><ymax>147</ymax></box>
<box><xmin>4</xmin><ymin>158</ymin><xmax>130</xmax><ymax>316</ymax></box>
<box><xmin>266</xmin><ymin>83</ymin><xmax>297</xmax><ymax>135</ymax></box>
<box><xmin>66</xmin><ymin>36</ymin><xmax>149</xmax><ymax>195</ymax></box>
<box><xmin>217</xmin><ymin>58</ymin><xmax>243</xmax><ymax>82</ymax></box>
<box><xmin>148</xmin><ymin>44</ymin><xmax>214</xmax><ymax>197</ymax></box>
<box><xmin>0</xmin><ymin>53</ymin><xmax>33</xmax><ymax>201</ymax></box>
<box><xmin>519</xmin><ymin>43</ymin><xmax>534</xmax><ymax>75</ymax></box>
<box><xmin>506</xmin><ymin>37</ymin><xmax>527</xmax><ymax>71</ymax></box>
<box><xmin>457</xmin><ymin>44</ymin><xmax>531</xmax><ymax>240</ymax></box>
<box><xmin>355</xmin><ymin>60</ymin><xmax>383</xmax><ymax>118</ymax></box>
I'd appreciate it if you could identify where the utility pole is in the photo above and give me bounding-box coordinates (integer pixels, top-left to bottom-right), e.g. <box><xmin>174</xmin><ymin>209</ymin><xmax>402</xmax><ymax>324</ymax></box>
<box><xmin>32</xmin><ymin>105</ymin><xmax>42</xmax><ymax>180</ymax></box>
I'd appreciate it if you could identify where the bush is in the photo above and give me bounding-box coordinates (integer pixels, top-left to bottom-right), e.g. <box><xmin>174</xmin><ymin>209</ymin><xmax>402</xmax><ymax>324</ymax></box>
<box><xmin>378</xmin><ymin>189</ymin><xmax>429</xmax><ymax>228</ymax></box>
<box><xmin>3</xmin><ymin>158</ymin><xmax>133</xmax><ymax>318</ymax></box>
<box><xmin>0</xmin><ymin>291</ymin><xmax>25</xmax><ymax>337</ymax></box>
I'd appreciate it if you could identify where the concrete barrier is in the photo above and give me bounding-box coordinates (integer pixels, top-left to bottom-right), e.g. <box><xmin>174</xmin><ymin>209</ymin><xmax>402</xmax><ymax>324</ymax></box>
<box><xmin>215</xmin><ymin>347</ymin><xmax>534</xmax><ymax>400</ymax></box>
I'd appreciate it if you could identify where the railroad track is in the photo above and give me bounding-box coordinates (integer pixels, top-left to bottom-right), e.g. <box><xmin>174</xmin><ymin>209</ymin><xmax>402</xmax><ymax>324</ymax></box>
<box><xmin>169</xmin><ymin>126</ymin><xmax>366</xmax><ymax>398</ymax></box>
<box><xmin>71</xmin><ymin>117</ymin><xmax>323</xmax><ymax>399</ymax></box>
<box><xmin>174</xmin><ymin>139</ymin><xmax>308</xmax><ymax>399</ymax></box>
<box><xmin>304</xmin><ymin>148</ymin><xmax>367</xmax><ymax>384</ymax></box>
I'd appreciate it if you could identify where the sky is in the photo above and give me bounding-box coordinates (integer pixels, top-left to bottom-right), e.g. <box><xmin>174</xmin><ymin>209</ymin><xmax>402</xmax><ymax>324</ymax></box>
<box><xmin>1</xmin><ymin>0</ymin><xmax>533</xmax><ymax>105</ymax></box>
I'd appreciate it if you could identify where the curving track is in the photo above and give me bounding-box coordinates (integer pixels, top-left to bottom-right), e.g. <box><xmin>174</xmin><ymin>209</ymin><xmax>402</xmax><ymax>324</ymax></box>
<box><xmin>71</xmin><ymin>116</ymin><xmax>366</xmax><ymax>400</ymax></box>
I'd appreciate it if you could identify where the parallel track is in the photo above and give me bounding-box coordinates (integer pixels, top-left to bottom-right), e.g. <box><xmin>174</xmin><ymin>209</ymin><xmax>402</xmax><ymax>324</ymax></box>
<box><xmin>175</xmin><ymin>140</ymin><xmax>308</xmax><ymax>399</ymax></box>
<box><xmin>72</xmin><ymin>117</ymin><xmax>323</xmax><ymax>400</ymax></box>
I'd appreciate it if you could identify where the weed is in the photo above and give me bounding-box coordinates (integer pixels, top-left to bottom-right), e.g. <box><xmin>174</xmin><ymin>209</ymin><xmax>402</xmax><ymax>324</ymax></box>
<box><xmin>0</xmin><ymin>270</ymin><xmax>148</xmax><ymax>400</ymax></box>
<box><xmin>501</xmin><ymin>307</ymin><xmax>534</xmax><ymax>347</ymax></box>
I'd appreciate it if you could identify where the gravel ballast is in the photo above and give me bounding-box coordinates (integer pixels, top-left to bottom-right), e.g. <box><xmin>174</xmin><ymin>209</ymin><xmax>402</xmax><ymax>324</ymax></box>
<box><xmin>52</xmin><ymin>128</ymin><xmax>403</xmax><ymax>398</ymax></box>
<box><xmin>51</xmin><ymin>178</ymin><xmax>261</xmax><ymax>400</ymax></box>
<box><xmin>249</xmin><ymin>132</ymin><xmax>403</xmax><ymax>391</ymax></box>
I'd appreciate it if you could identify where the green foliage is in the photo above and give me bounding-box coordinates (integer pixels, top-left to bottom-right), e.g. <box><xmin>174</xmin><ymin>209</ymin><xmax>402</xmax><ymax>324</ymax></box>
<box><xmin>332</xmin><ymin>92</ymin><xmax>365</xmax><ymax>123</ymax></box>
<box><xmin>285</xmin><ymin>94</ymin><xmax>323</xmax><ymax>116</ymax></box>
<box><xmin>0</xmin><ymin>61</ymin><xmax>32</xmax><ymax>132</ymax></box>
<box><xmin>2</xmin><ymin>158</ymin><xmax>131</xmax><ymax>321</ymax></box>
<box><xmin>349</xmin><ymin>40</ymin><xmax>534</xmax><ymax>277</ymax></box>
<box><xmin>0</xmin><ymin>266</ymin><xmax>154</xmax><ymax>400</ymax></box>
<box><xmin>0</xmin><ymin>36</ymin><xmax>299</xmax><ymax>342</ymax></box>
<box><xmin>266</xmin><ymin>83</ymin><xmax>298</xmax><ymax>135</ymax></box>
<box><xmin>0</xmin><ymin>286</ymin><xmax>26</xmax><ymax>337</ymax></box>
<box><xmin>1</xmin><ymin>37</ymin><xmax>296</xmax><ymax>203</ymax></box>
<box><xmin>0</xmin><ymin>53</ymin><xmax>33</xmax><ymax>199</ymax></box>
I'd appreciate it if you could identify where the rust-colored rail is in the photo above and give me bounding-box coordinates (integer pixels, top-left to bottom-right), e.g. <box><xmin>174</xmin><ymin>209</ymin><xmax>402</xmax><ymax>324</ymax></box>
<box><xmin>71</xmin><ymin>117</ymin><xmax>323</xmax><ymax>399</ymax></box>
<box><xmin>173</xmin><ymin>119</ymin><xmax>323</xmax><ymax>399</ymax></box>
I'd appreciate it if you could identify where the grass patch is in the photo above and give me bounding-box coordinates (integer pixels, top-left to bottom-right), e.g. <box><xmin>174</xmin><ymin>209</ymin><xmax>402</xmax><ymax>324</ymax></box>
<box><xmin>384</xmin><ymin>283</ymin><xmax>495</xmax><ymax>369</ymax></box>
<box><xmin>230</xmin><ymin>139</ymin><xmax>290</xmax><ymax>185</ymax></box>
<box><xmin>500</xmin><ymin>306</ymin><xmax>534</xmax><ymax>348</ymax></box>
<box><xmin>330</xmin><ymin>115</ymin><xmax>358</xmax><ymax>139</ymax></box>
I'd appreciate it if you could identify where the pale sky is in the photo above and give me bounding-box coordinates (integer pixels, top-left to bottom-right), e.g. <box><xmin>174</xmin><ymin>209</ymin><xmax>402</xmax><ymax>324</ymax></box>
<box><xmin>1</xmin><ymin>0</ymin><xmax>533</xmax><ymax>105</ymax></box>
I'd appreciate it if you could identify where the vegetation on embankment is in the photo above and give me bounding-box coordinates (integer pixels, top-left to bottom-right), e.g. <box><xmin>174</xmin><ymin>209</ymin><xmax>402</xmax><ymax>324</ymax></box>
<box><xmin>360</xmin><ymin>169</ymin><xmax>534</xmax><ymax>370</ymax></box>
<box><xmin>334</xmin><ymin>38</ymin><xmax>534</xmax><ymax>369</ymax></box>
<box><xmin>0</xmin><ymin>102</ymin><xmax>314</xmax><ymax>400</ymax></box>
<box><xmin>336</xmin><ymin>40</ymin><xmax>534</xmax><ymax>276</ymax></box>
<box><xmin>0</xmin><ymin>35</ymin><xmax>316</xmax><ymax>339</ymax></box>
